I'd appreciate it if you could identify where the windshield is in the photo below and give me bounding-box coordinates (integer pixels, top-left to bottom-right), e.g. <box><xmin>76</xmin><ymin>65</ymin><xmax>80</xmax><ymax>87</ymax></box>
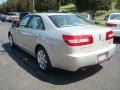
<box><xmin>49</xmin><ymin>15</ymin><xmax>92</xmax><ymax>28</ymax></box>
<box><xmin>110</xmin><ymin>14</ymin><xmax>120</xmax><ymax>20</ymax></box>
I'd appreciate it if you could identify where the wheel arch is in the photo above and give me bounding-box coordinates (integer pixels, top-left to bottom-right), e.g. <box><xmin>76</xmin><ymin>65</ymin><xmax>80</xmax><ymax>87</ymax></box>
<box><xmin>8</xmin><ymin>31</ymin><xmax>11</xmax><ymax>37</ymax></box>
<box><xmin>35</xmin><ymin>44</ymin><xmax>46</xmax><ymax>55</ymax></box>
<box><xmin>35</xmin><ymin>44</ymin><xmax>53</xmax><ymax>67</ymax></box>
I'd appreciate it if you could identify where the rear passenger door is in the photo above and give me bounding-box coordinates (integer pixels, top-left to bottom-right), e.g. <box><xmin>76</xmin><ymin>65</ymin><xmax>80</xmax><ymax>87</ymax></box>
<box><xmin>22</xmin><ymin>15</ymin><xmax>45</xmax><ymax>53</ymax></box>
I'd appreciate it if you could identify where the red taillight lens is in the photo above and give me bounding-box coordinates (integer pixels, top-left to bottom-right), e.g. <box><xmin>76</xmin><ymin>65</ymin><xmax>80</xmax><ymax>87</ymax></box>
<box><xmin>106</xmin><ymin>31</ymin><xmax>113</xmax><ymax>40</ymax></box>
<box><xmin>62</xmin><ymin>35</ymin><xmax>93</xmax><ymax>46</ymax></box>
<box><xmin>106</xmin><ymin>23</ymin><xmax>117</xmax><ymax>27</ymax></box>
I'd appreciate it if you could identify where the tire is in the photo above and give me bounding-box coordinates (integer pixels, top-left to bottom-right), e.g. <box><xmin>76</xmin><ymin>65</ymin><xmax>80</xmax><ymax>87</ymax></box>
<box><xmin>9</xmin><ymin>20</ymin><xmax>11</xmax><ymax>22</ymax></box>
<box><xmin>8</xmin><ymin>35</ymin><xmax>15</xmax><ymax>48</ymax></box>
<box><xmin>36</xmin><ymin>47</ymin><xmax>52</xmax><ymax>71</ymax></box>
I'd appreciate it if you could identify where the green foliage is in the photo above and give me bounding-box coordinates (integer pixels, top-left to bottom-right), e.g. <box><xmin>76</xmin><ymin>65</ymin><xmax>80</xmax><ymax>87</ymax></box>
<box><xmin>35</xmin><ymin>0</ymin><xmax>57</xmax><ymax>12</ymax></box>
<box><xmin>60</xmin><ymin>3</ymin><xmax>76</xmax><ymax>12</ymax></box>
<box><xmin>0</xmin><ymin>0</ymin><xmax>60</xmax><ymax>12</ymax></box>
<box><xmin>115</xmin><ymin>0</ymin><xmax>120</xmax><ymax>10</ymax></box>
<box><xmin>61</xmin><ymin>0</ymin><xmax>73</xmax><ymax>5</ymax></box>
<box><xmin>112</xmin><ymin>0</ymin><xmax>117</xmax><ymax>2</ymax></box>
<box><xmin>35</xmin><ymin>0</ymin><xmax>43</xmax><ymax>12</ymax></box>
<box><xmin>0</xmin><ymin>0</ymin><xmax>33</xmax><ymax>12</ymax></box>
<box><xmin>0</xmin><ymin>0</ymin><xmax>114</xmax><ymax>13</ymax></box>
<box><xmin>74</xmin><ymin>0</ymin><xmax>112</xmax><ymax>19</ymax></box>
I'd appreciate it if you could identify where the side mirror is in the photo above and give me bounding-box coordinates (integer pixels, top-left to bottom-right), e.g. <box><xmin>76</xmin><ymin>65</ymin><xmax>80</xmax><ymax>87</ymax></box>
<box><xmin>12</xmin><ymin>21</ymin><xmax>19</xmax><ymax>28</ymax></box>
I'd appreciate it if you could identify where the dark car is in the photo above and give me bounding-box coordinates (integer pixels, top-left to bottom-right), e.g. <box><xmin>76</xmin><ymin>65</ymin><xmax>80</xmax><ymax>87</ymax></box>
<box><xmin>0</xmin><ymin>14</ymin><xmax>6</xmax><ymax>22</ymax></box>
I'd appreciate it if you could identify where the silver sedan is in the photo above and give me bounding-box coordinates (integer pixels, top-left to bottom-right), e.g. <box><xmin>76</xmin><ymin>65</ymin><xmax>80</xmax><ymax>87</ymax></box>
<box><xmin>8</xmin><ymin>13</ymin><xmax>116</xmax><ymax>71</ymax></box>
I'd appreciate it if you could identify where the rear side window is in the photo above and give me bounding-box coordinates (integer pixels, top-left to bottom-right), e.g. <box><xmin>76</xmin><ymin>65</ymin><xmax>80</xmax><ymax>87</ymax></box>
<box><xmin>49</xmin><ymin>15</ymin><xmax>91</xmax><ymax>28</ymax></box>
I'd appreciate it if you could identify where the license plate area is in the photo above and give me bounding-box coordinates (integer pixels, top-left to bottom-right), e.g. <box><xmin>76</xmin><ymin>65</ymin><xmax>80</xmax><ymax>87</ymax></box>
<box><xmin>97</xmin><ymin>52</ymin><xmax>108</xmax><ymax>62</ymax></box>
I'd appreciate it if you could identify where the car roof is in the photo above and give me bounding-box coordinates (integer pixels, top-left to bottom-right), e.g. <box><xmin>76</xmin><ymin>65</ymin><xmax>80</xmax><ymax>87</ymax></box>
<box><xmin>31</xmin><ymin>13</ymin><xmax>74</xmax><ymax>16</ymax></box>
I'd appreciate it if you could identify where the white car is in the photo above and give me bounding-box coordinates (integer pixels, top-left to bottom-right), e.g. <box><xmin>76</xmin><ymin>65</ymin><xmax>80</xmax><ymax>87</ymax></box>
<box><xmin>106</xmin><ymin>13</ymin><xmax>120</xmax><ymax>37</ymax></box>
<box><xmin>8</xmin><ymin>13</ymin><xmax>116</xmax><ymax>71</ymax></box>
<box><xmin>6</xmin><ymin>12</ymin><xmax>19</xmax><ymax>22</ymax></box>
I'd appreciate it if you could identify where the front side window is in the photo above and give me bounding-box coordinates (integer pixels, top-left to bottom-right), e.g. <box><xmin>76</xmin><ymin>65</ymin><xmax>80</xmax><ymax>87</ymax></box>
<box><xmin>49</xmin><ymin>15</ymin><xmax>92</xmax><ymax>28</ymax></box>
<box><xmin>27</xmin><ymin>16</ymin><xmax>45</xmax><ymax>30</ymax></box>
<box><xmin>19</xmin><ymin>15</ymin><xmax>31</xmax><ymax>28</ymax></box>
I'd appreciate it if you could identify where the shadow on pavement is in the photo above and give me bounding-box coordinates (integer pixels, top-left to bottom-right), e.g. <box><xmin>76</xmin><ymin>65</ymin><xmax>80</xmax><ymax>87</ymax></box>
<box><xmin>2</xmin><ymin>43</ymin><xmax>103</xmax><ymax>85</ymax></box>
<box><xmin>114</xmin><ymin>37</ymin><xmax>120</xmax><ymax>44</ymax></box>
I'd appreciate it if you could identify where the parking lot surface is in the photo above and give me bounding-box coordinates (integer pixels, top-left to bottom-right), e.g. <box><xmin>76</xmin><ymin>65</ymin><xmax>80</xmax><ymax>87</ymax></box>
<box><xmin>0</xmin><ymin>22</ymin><xmax>120</xmax><ymax>90</ymax></box>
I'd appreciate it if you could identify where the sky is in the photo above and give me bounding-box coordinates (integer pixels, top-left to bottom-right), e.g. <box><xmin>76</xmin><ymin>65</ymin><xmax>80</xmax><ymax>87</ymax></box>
<box><xmin>0</xmin><ymin>0</ymin><xmax>7</xmax><ymax>4</ymax></box>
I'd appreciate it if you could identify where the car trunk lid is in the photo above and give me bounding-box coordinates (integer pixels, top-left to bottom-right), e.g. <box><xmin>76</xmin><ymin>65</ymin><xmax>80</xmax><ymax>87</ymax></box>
<box><xmin>60</xmin><ymin>25</ymin><xmax>113</xmax><ymax>53</ymax></box>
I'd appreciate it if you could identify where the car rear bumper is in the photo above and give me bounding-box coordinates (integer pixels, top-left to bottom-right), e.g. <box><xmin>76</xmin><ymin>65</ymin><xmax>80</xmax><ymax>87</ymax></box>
<box><xmin>52</xmin><ymin>44</ymin><xmax>116</xmax><ymax>71</ymax></box>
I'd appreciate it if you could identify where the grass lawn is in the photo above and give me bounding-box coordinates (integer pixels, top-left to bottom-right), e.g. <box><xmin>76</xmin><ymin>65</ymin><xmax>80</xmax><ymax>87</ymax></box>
<box><xmin>60</xmin><ymin>3</ymin><xmax>76</xmax><ymax>12</ymax></box>
<box><xmin>94</xmin><ymin>18</ymin><xmax>106</xmax><ymax>26</ymax></box>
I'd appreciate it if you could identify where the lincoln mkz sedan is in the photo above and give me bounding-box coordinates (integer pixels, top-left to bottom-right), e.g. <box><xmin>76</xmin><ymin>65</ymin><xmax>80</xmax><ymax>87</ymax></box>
<box><xmin>8</xmin><ymin>13</ymin><xmax>116</xmax><ymax>71</ymax></box>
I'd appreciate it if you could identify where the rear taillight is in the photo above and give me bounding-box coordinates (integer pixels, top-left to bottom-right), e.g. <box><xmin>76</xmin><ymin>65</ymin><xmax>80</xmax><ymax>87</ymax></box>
<box><xmin>106</xmin><ymin>23</ymin><xmax>117</xmax><ymax>27</ymax></box>
<box><xmin>62</xmin><ymin>35</ymin><xmax>93</xmax><ymax>46</ymax></box>
<box><xmin>106</xmin><ymin>31</ymin><xmax>113</xmax><ymax>40</ymax></box>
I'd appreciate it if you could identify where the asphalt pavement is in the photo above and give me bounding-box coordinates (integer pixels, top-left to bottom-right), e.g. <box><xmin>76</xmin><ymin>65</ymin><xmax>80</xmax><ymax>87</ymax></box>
<box><xmin>0</xmin><ymin>22</ymin><xmax>120</xmax><ymax>90</ymax></box>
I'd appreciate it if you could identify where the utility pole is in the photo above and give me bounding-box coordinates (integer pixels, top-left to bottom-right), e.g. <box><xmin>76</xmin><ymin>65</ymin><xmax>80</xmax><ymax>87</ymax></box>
<box><xmin>3</xmin><ymin>0</ymin><xmax>5</xmax><ymax>12</ymax></box>
<box><xmin>12</xmin><ymin>0</ymin><xmax>14</xmax><ymax>11</ymax></box>
<box><xmin>32</xmin><ymin>0</ymin><xmax>35</xmax><ymax>12</ymax></box>
<box><xmin>57</xmin><ymin>0</ymin><xmax>61</xmax><ymax>11</ymax></box>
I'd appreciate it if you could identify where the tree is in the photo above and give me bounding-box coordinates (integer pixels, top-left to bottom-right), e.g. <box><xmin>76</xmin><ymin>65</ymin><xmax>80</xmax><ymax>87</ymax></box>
<box><xmin>0</xmin><ymin>0</ymin><xmax>61</xmax><ymax>12</ymax></box>
<box><xmin>61</xmin><ymin>0</ymin><xmax>72</xmax><ymax>5</ymax></box>
<box><xmin>112</xmin><ymin>0</ymin><xmax>117</xmax><ymax>2</ymax></box>
<box><xmin>4</xmin><ymin>0</ymin><xmax>33</xmax><ymax>12</ymax></box>
<box><xmin>35</xmin><ymin>0</ymin><xmax>58</xmax><ymax>11</ymax></box>
<box><xmin>35</xmin><ymin>0</ymin><xmax>44</xmax><ymax>12</ymax></box>
<box><xmin>74</xmin><ymin>0</ymin><xmax>112</xmax><ymax>19</ymax></box>
<box><xmin>115</xmin><ymin>0</ymin><xmax>120</xmax><ymax>10</ymax></box>
<box><xmin>57</xmin><ymin>0</ymin><xmax>61</xmax><ymax>10</ymax></box>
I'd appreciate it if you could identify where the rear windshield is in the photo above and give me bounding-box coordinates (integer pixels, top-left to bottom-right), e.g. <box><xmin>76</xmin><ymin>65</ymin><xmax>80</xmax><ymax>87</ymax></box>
<box><xmin>110</xmin><ymin>14</ymin><xmax>120</xmax><ymax>20</ymax></box>
<box><xmin>77</xmin><ymin>13</ymin><xmax>88</xmax><ymax>19</ymax></box>
<box><xmin>49</xmin><ymin>15</ymin><xmax>92</xmax><ymax>28</ymax></box>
